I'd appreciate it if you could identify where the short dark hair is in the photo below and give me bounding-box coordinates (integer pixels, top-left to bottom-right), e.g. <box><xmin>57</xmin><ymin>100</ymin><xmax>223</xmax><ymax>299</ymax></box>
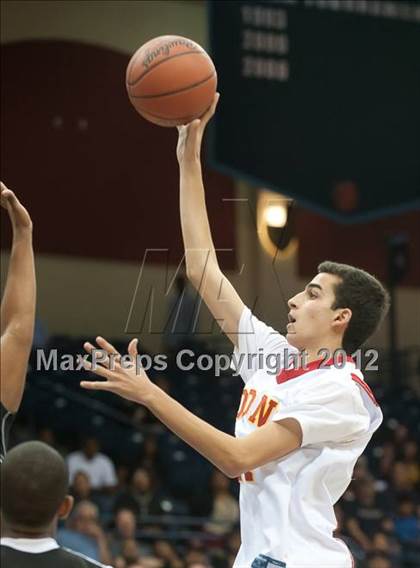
<box><xmin>1</xmin><ymin>441</ymin><xmax>68</xmax><ymax>530</ymax></box>
<box><xmin>318</xmin><ymin>261</ymin><xmax>390</xmax><ymax>353</ymax></box>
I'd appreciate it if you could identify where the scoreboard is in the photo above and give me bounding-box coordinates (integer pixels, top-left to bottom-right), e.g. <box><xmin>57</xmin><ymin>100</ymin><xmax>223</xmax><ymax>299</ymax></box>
<box><xmin>208</xmin><ymin>1</ymin><xmax>420</xmax><ymax>222</ymax></box>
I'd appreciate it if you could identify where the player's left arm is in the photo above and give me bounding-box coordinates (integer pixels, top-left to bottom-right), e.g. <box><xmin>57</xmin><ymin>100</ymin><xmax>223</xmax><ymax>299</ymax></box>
<box><xmin>80</xmin><ymin>338</ymin><xmax>301</xmax><ymax>477</ymax></box>
<box><xmin>0</xmin><ymin>182</ymin><xmax>36</xmax><ymax>413</ymax></box>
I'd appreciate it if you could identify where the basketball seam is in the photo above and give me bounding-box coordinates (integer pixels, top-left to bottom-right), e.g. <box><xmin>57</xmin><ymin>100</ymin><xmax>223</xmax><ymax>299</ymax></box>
<box><xmin>127</xmin><ymin>50</ymin><xmax>208</xmax><ymax>86</ymax></box>
<box><xmin>129</xmin><ymin>71</ymin><xmax>216</xmax><ymax>99</ymax></box>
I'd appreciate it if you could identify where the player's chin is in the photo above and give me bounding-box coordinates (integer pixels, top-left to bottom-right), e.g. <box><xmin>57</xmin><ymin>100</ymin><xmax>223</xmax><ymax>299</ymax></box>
<box><xmin>286</xmin><ymin>330</ymin><xmax>298</xmax><ymax>345</ymax></box>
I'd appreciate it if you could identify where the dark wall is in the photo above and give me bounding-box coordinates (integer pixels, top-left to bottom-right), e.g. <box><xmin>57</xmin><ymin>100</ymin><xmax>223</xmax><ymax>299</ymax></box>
<box><xmin>296</xmin><ymin>209</ymin><xmax>420</xmax><ymax>286</ymax></box>
<box><xmin>1</xmin><ymin>40</ymin><xmax>236</xmax><ymax>267</ymax></box>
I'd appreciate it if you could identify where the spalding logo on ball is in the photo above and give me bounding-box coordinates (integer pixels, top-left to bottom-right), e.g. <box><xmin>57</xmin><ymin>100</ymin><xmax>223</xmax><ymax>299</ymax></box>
<box><xmin>126</xmin><ymin>35</ymin><xmax>217</xmax><ymax>127</ymax></box>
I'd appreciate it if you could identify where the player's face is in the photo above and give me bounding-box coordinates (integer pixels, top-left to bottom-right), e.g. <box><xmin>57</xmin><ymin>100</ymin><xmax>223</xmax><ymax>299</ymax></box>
<box><xmin>286</xmin><ymin>272</ymin><xmax>344</xmax><ymax>352</ymax></box>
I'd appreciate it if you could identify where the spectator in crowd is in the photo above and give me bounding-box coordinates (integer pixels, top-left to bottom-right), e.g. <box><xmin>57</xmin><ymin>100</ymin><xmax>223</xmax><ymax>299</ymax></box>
<box><xmin>137</xmin><ymin>434</ymin><xmax>164</xmax><ymax>480</ymax></box>
<box><xmin>114</xmin><ymin>538</ymin><xmax>143</xmax><ymax>568</ymax></box>
<box><xmin>400</xmin><ymin>440</ymin><xmax>420</xmax><ymax>486</ymax></box>
<box><xmin>185</xmin><ymin>547</ymin><xmax>211</xmax><ymax>566</ymax></box>
<box><xmin>378</xmin><ymin>440</ymin><xmax>396</xmax><ymax>480</ymax></box>
<box><xmin>393</xmin><ymin>496</ymin><xmax>420</xmax><ymax>543</ymax></box>
<box><xmin>205</xmin><ymin>470</ymin><xmax>240</xmax><ymax>536</ymax></box>
<box><xmin>366</xmin><ymin>552</ymin><xmax>392</xmax><ymax>568</ymax></box>
<box><xmin>344</xmin><ymin>477</ymin><xmax>393</xmax><ymax>552</ymax></box>
<box><xmin>131</xmin><ymin>385</ymin><xmax>168</xmax><ymax>432</ymax></box>
<box><xmin>110</xmin><ymin>508</ymin><xmax>154</xmax><ymax>558</ymax></box>
<box><xmin>114</xmin><ymin>508</ymin><xmax>137</xmax><ymax>540</ymax></box>
<box><xmin>333</xmin><ymin>504</ymin><xmax>364</xmax><ymax>563</ymax></box>
<box><xmin>37</xmin><ymin>427</ymin><xmax>58</xmax><ymax>448</ymax></box>
<box><xmin>114</xmin><ymin>538</ymin><xmax>168</xmax><ymax>568</ymax></box>
<box><xmin>71</xmin><ymin>471</ymin><xmax>93</xmax><ymax>504</ymax></box>
<box><xmin>393</xmin><ymin>424</ymin><xmax>409</xmax><ymax>447</ymax></box>
<box><xmin>67</xmin><ymin>437</ymin><xmax>117</xmax><ymax>491</ymax></box>
<box><xmin>224</xmin><ymin>529</ymin><xmax>241</xmax><ymax>568</ymax></box>
<box><xmin>352</xmin><ymin>455</ymin><xmax>372</xmax><ymax>482</ymax></box>
<box><xmin>141</xmin><ymin>435</ymin><xmax>161</xmax><ymax>467</ymax></box>
<box><xmin>114</xmin><ymin>467</ymin><xmax>166</xmax><ymax>517</ymax></box>
<box><xmin>57</xmin><ymin>500</ymin><xmax>112</xmax><ymax>564</ymax></box>
<box><xmin>116</xmin><ymin>463</ymin><xmax>131</xmax><ymax>491</ymax></box>
<box><xmin>35</xmin><ymin>427</ymin><xmax>71</xmax><ymax>461</ymax></box>
<box><xmin>69</xmin><ymin>469</ymin><xmax>116</xmax><ymax>520</ymax></box>
<box><xmin>153</xmin><ymin>539</ymin><xmax>184</xmax><ymax>568</ymax></box>
<box><xmin>391</xmin><ymin>462</ymin><xmax>417</xmax><ymax>499</ymax></box>
<box><xmin>371</xmin><ymin>531</ymin><xmax>401</xmax><ymax>565</ymax></box>
<box><xmin>132</xmin><ymin>406</ymin><xmax>155</xmax><ymax>429</ymax></box>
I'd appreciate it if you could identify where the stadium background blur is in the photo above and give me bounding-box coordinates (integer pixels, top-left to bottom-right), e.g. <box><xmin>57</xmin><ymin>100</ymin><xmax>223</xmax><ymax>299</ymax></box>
<box><xmin>1</xmin><ymin>1</ymin><xmax>419</xmax><ymax>567</ymax></box>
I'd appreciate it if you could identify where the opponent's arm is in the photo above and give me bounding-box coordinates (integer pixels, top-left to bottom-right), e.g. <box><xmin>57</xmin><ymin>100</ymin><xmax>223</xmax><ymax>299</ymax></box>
<box><xmin>0</xmin><ymin>183</ymin><xmax>36</xmax><ymax>412</ymax></box>
<box><xmin>81</xmin><ymin>339</ymin><xmax>302</xmax><ymax>478</ymax></box>
<box><xmin>177</xmin><ymin>94</ymin><xmax>244</xmax><ymax>346</ymax></box>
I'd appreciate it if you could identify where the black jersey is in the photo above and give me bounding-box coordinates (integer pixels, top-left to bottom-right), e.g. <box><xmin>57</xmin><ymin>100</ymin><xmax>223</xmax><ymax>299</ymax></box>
<box><xmin>1</xmin><ymin>539</ymin><xmax>111</xmax><ymax>568</ymax></box>
<box><xmin>0</xmin><ymin>402</ymin><xmax>14</xmax><ymax>463</ymax></box>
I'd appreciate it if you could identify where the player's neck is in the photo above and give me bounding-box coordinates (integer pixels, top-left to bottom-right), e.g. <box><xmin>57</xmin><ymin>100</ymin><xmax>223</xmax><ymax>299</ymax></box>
<box><xmin>305</xmin><ymin>339</ymin><xmax>344</xmax><ymax>364</ymax></box>
<box><xmin>2</xmin><ymin>524</ymin><xmax>54</xmax><ymax>540</ymax></box>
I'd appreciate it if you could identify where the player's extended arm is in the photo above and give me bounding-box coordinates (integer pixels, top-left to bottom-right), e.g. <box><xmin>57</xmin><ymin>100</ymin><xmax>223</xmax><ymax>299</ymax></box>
<box><xmin>0</xmin><ymin>183</ymin><xmax>36</xmax><ymax>413</ymax></box>
<box><xmin>177</xmin><ymin>94</ymin><xmax>244</xmax><ymax>346</ymax></box>
<box><xmin>81</xmin><ymin>338</ymin><xmax>302</xmax><ymax>478</ymax></box>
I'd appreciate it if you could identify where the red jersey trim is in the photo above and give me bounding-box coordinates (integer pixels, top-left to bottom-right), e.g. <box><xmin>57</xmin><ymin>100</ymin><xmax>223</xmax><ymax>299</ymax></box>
<box><xmin>351</xmin><ymin>373</ymin><xmax>378</xmax><ymax>406</ymax></box>
<box><xmin>276</xmin><ymin>355</ymin><xmax>354</xmax><ymax>384</ymax></box>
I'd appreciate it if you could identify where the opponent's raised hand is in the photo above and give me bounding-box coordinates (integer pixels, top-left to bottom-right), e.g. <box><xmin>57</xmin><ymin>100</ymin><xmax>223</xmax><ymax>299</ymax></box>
<box><xmin>1</xmin><ymin>182</ymin><xmax>32</xmax><ymax>233</ymax></box>
<box><xmin>176</xmin><ymin>92</ymin><xmax>220</xmax><ymax>164</ymax></box>
<box><xmin>80</xmin><ymin>337</ymin><xmax>155</xmax><ymax>405</ymax></box>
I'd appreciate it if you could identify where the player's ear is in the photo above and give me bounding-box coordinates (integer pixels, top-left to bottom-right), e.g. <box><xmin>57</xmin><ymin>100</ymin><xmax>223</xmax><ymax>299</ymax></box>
<box><xmin>333</xmin><ymin>308</ymin><xmax>352</xmax><ymax>327</ymax></box>
<box><xmin>58</xmin><ymin>495</ymin><xmax>74</xmax><ymax>520</ymax></box>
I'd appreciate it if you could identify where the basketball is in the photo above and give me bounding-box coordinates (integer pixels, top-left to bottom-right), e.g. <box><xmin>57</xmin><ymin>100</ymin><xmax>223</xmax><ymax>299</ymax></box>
<box><xmin>126</xmin><ymin>35</ymin><xmax>217</xmax><ymax>127</ymax></box>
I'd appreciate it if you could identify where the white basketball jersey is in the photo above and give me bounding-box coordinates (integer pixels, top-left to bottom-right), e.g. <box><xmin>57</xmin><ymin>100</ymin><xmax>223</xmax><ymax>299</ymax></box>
<box><xmin>231</xmin><ymin>308</ymin><xmax>382</xmax><ymax>568</ymax></box>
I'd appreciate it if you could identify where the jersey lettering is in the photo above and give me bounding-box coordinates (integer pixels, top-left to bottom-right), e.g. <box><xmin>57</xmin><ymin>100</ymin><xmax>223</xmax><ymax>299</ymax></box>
<box><xmin>237</xmin><ymin>388</ymin><xmax>257</xmax><ymax>418</ymax></box>
<box><xmin>237</xmin><ymin>388</ymin><xmax>279</xmax><ymax>426</ymax></box>
<box><xmin>248</xmin><ymin>395</ymin><xmax>279</xmax><ymax>427</ymax></box>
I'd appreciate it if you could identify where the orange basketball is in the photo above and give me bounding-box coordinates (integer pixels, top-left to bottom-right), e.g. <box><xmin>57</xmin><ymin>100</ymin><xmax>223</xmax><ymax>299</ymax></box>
<box><xmin>126</xmin><ymin>35</ymin><xmax>217</xmax><ymax>127</ymax></box>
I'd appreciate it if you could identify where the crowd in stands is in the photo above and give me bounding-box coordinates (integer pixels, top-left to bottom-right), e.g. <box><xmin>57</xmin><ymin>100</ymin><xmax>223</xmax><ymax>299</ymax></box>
<box><xmin>10</xmin><ymin>341</ymin><xmax>420</xmax><ymax>568</ymax></box>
